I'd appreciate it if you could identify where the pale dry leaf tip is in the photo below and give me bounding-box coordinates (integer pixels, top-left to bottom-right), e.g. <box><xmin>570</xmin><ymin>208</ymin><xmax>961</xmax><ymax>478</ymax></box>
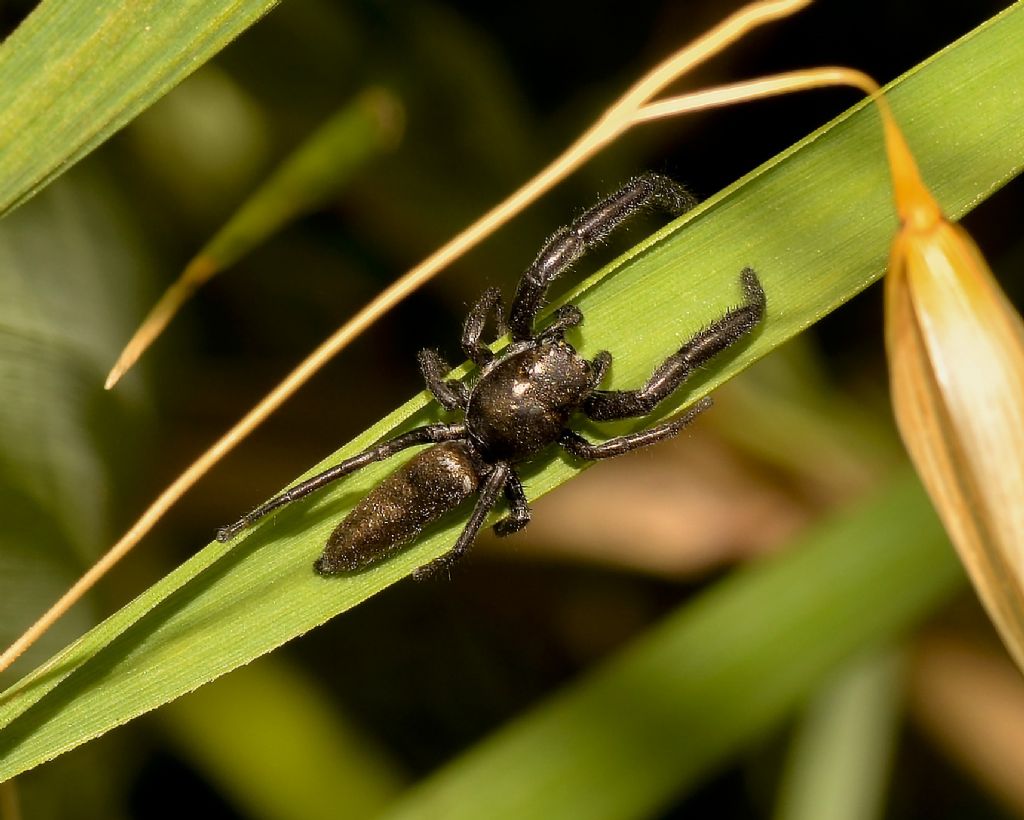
<box><xmin>885</xmin><ymin>153</ymin><xmax>1024</xmax><ymax>673</ymax></box>
<box><xmin>105</xmin><ymin>256</ymin><xmax>218</xmax><ymax>389</ymax></box>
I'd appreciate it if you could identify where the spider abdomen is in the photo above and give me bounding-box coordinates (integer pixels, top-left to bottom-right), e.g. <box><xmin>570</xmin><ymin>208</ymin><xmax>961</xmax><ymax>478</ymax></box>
<box><xmin>466</xmin><ymin>343</ymin><xmax>593</xmax><ymax>462</ymax></box>
<box><xmin>314</xmin><ymin>441</ymin><xmax>481</xmax><ymax>575</ymax></box>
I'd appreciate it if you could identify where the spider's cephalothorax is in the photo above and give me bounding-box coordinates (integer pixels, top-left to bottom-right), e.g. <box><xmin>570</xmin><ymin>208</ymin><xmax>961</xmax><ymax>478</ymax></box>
<box><xmin>216</xmin><ymin>173</ymin><xmax>766</xmax><ymax>578</ymax></box>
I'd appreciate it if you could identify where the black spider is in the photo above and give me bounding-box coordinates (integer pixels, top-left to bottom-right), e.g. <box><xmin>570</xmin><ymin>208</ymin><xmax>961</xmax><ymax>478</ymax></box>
<box><xmin>216</xmin><ymin>173</ymin><xmax>765</xmax><ymax>579</ymax></box>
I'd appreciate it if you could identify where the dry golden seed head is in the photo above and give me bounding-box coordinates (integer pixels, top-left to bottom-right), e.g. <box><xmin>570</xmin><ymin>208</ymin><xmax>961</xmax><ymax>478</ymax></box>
<box><xmin>886</xmin><ymin>203</ymin><xmax>1024</xmax><ymax>673</ymax></box>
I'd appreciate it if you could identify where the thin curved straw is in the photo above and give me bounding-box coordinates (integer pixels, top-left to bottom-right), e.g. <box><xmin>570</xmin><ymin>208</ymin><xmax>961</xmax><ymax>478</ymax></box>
<box><xmin>0</xmin><ymin>0</ymin><xmax>813</xmax><ymax>674</ymax></box>
<box><xmin>633</xmin><ymin>66</ymin><xmax>931</xmax><ymax>220</ymax></box>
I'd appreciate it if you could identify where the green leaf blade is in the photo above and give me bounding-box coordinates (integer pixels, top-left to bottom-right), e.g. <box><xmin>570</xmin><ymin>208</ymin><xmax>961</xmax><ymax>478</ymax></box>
<box><xmin>0</xmin><ymin>0</ymin><xmax>281</xmax><ymax>216</ymax></box>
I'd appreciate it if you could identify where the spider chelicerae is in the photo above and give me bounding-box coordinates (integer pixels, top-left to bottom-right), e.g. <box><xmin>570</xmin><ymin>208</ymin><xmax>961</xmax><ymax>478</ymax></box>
<box><xmin>216</xmin><ymin>173</ymin><xmax>765</xmax><ymax>579</ymax></box>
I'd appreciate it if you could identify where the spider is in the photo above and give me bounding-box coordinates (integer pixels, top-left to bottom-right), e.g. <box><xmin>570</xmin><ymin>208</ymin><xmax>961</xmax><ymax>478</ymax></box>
<box><xmin>216</xmin><ymin>173</ymin><xmax>765</xmax><ymax>579</ymax></box>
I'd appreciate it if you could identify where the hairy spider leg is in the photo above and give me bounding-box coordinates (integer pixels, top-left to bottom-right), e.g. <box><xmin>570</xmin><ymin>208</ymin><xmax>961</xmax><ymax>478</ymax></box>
<box><xmin>508</xmin><ymin>172</ymin><xmax>698</xmax><ymax>341</ymax></box>
<box><xmin>412</xmin><ymin>462</ymin><xmax>511</xmax><ymax>579</ymax></box>
<box><xmin>560</xmin><ymin>396</ymin><xmax>713</xmax><ymax>459</ymax></box>
<box><xmin>215</xmin><ymin>422</ymin><xmax>468</xmax><ymax>542</ymax></box>
<box><xmin>588</xmin><ymin>350</ymin><xmax>612</xmax><ymax>388</ymax></box>
<box><xmin>417</xmin><ymin>348</ymin><xmax>468</xmax><ymax>410</ymax></box>
<box><xmin>535</xmin><ymin>304</ymin><xmax>584</xmax><ymax>345</ymax></box>
<box><xmin>461</xmin><ymin>286</ymin><xmax>508</xmax><ymax>366</ymax></box>
<box><xmin>584</xmin><ymin>269</ymin><xmax>765</xmax><ymax>421</ymax></box>
<box><xmin>494</xmin><ymin>468</ymin><xmax>530</xmax><ymax>536</ymax></box>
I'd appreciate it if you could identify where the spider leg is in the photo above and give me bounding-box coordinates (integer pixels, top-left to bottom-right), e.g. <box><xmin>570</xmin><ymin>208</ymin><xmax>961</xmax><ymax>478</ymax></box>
<box><xmin>413</xmin><ymin>462</ymin><xmax>510</xmax><ymax>579</ymax></box>
<box><xmin>509</xmin><ymin>173</ymin><xmax>697</xmax><ymax>341</ymax></box>
<box><xmin>561</xmin><ymin>397</ymin><xmax>712</xmax><ymax>460</ymax></box>
<box><xmin>494</xmin><ymin>468</ymin><xmax>530</xmax><ymax>536</ymax></box>
<box><xmin>535</xmin><ymin>304</ymin><xmax>583</xmax><ymax>345</ymax></box>
<box><xmin>417</xmin><ymin>348</ymin><xmax>468</xmax><ymax>410</ymax></box>
<box><xmin>216</xmin><ymin>423</ymin><xmax>468</xmax><ymax>541</ymax></box>
<box><xmin>584</xmin><ymin>269</ymin><xmax>765</xmax><ymax>421</ymax></box>
<box><xmin>462</xmin><ymin>286</ymin><xmax>508</xmax><ymax>366</ymax></box>
<box><xmin>589</xmin><ymin>350</ymin><xmax>612</xmax><ymax>388</ymax></box>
